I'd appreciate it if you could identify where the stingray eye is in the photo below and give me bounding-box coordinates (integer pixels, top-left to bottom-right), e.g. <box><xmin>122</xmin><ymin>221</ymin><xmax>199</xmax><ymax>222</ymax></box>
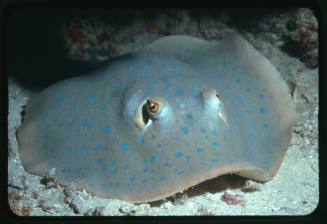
<box><xmin>145</xmin><ymin>99</ymin><xmax>161</xmax><ymax>120</ymax></box>
<box><xmin>134</xmin><ymin>96</ymin><xmax>169</xmax><ymax>130</ymax></box>
<box><xmin>147</xmin><ymin>100</ymin><xmax>159</xmax><ymax>114</ymax></box>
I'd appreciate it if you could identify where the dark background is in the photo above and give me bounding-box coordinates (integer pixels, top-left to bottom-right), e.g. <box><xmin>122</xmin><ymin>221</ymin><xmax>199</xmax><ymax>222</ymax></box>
<box><xmin>7</xmin><ymin>8</ymin><xmax>298</xmax><ymax>90</ymax></box>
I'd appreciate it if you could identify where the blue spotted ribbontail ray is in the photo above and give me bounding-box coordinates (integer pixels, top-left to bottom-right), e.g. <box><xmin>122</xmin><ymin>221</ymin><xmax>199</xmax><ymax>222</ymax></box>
<box><xmin>17</xmin><ymin>34</ymin><xmax>296</xmax><ymax>203</ymax></box>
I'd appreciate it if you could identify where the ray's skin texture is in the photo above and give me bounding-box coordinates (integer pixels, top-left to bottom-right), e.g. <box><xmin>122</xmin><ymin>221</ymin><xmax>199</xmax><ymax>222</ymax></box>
<box><xmin>17</xmin><ymin>35</ymin><xmax>296</xmax><ymax>203</ymax></box>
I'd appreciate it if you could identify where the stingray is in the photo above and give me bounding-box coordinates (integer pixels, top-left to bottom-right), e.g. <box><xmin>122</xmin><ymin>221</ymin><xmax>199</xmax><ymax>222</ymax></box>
<box><xmin>17</xmin><ymin>34</ymin><xmax>296</xmax><ymax>203</ymax></box>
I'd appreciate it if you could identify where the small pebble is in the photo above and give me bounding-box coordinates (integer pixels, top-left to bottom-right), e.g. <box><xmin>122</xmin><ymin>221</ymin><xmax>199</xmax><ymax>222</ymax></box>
<box><xmin>221</xmin><ymin>192</ymin><xmax>245</xmax><ymax>205</ymax></box>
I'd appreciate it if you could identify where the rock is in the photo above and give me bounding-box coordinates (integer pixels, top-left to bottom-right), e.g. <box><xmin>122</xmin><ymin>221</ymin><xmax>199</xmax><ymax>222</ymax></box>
<box><xmin>96</xmin><ymin>206</ymin><xmax>115</xmax><ymax>216</ymax></box>
<box><xmin>10</xmin><ymin>201</ymin><xmax>31</xmax><ymax>216</ymax></box>
<box><xmin>70</xmin><ymin>195</ymin><xmax>89</xmax><ymax>214</ymax></box>
<box><xmin>302</xmin><ymin>48</ymin><xmax>318</xmax><ymax>68</ymax></box>
<box><xmin>242</xmin><ymin>180</ymin><xmax>262</xmax><ymax>193</ymax></box>
<box><xmin>118</xmin><ymin>204</ymin><xmax>137</xmax><ymax>215</ymax></box>
<box><xmin>40</xmin><ymin>168</ymin><xmax>57</xmax><ymax>187</ymax></box>
<box><xmin>283</xmin><ymin>8</ymin><xmax>318</xmax><ymax>68</ymax></box>
<box><xmin>8</xmin><ymin>171</ymin><xmax>25</xmax><ymax>190</ymax></box>
<box><xmin>93</xmin><ymin>205</ymin><xmax>121</xmax><ymax>216</ymax></box>
<box><xmin>172</xmin><ymin>192</ymin><xmax>189</xmax><ymax>205</ymax></box>
<box><xmin>134</xmin><ymin>204</ymin><xmax>151</xmax><ymax>215</ymax></box>
<box><xmin>63</xmin><ymin>183</ymin><xmax>77</xmax><ymax>198</ymax></box>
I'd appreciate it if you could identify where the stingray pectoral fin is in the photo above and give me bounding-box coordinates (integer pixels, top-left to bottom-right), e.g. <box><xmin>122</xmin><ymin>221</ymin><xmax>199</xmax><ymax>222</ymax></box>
<box><xmin>144</xmin><ymin>35</ymin><xmax>213</xmax><ymax>62</ymax></box>
<box><xmin>226</xmin><ymin>34</ymin><xmax>296</xmax><ymax>125</ymax></box>
<box><xmin>221</xmin><ymin>34</ymin><xmax>297</xmax><ymax>179</ymax></box>
<box><xmin>145</xmin><ymin>34</ymin><xmax>296</xmax><ymax>181</ymax></box>
<box><xmin>147</xmin><ymin>34</ymin><xmax>296</xmax><ymax>127</ymax></box>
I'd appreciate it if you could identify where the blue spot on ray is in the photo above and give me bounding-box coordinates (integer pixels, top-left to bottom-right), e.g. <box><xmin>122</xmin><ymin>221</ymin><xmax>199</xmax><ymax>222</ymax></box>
<box><xmin>74</xmin><ymin>167</ymin><xmax>81</xmax><ymax>175</ymax></box>
<box><xmin>174</xmin><ymin>88</ymin><xmax>183</xmax><ymax>95</ymax></box>
<box><xmin>94</xmin><ymin>144</ymin><xmax>102</xmax><ymax>151</ymax></box>
<box><xmin>80</xmin><ymin>146</ymin><xmax>87</xmax><ymax>154</ymax></box>
<box><xmin>186</xmin><ymin>112</ymin><xmax>193</xmax><ymax>120</ymax></box>
<box><xmin>180</xmin><ymin>127</ymin><xmax>189</xmax><ymax>135</ymax></box>
<box><xmin>143</xmin><ymin>167</ymin><xmax>149</xmax><ymax>173</ymax></box>
<box><xmin>100</xmin><ymin>164</ymin><xmax>108</xmax><ymax>172</ymax></box>
<box><xmin>175</xmin><ymin>151</ymin><xmax>183</xmax><ymax>158</ymax></box>
<box><xmin>103</xmin><ymin>125</ymin><xmax>113</xmax><ymax>134</ymax></box>
<box><xmin>140</xmin><ymin>135</ymin><xmax>145</xmax><ymax>144</ymax></box>
<box><xmin>130</xmin><ymin>175</ymin><xmax>136</xmax><ymax>183</ymax></box>
<box><xmin>120</xmin><ymin>143</ymin><xmax>129</xmax><ymax>152</ymax></box>
<box><xmin>212</xmin><ymin>141</ymin><xmax>220</xmax><ymax>147</ymax></box>
<box><xmin>262</xmin><ymin>123</ymin><xmax>269</xmax><ymax>129</ymax></box>
<box><xmin>211</xmin><ymin>129</ymin><xmax>218</xmax><ymax>136</ymax></box>
<box><xmin>88</xmin><ymin>96</ymin><xmax>97</xmax><ymax>104</ymax></box>
<box><xmin>81</xmin><ymin>119</ymin><xmax>93</xmax><ymax>128</ymax></box>
<box><xmin>151</xmin><ymin>155</ymin><xmax>159</xmax><ymax>163</ymax></box>
<box><xmin>196</xmin><ymin>147</ymin><xmax>204</xmax><ymax>153</ymax></box>
<box><xmin>259</xmin><ymin>107</ymin><xmax>266</xmax><ymax>114</ymax></box>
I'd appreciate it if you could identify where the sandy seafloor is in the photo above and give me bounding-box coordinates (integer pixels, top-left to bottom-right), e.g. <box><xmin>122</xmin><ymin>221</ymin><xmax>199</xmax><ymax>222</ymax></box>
<box><xmin>8</xmin><ymin>8</ymin><xmax>319</xmax><ymax>216</ymax></box>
